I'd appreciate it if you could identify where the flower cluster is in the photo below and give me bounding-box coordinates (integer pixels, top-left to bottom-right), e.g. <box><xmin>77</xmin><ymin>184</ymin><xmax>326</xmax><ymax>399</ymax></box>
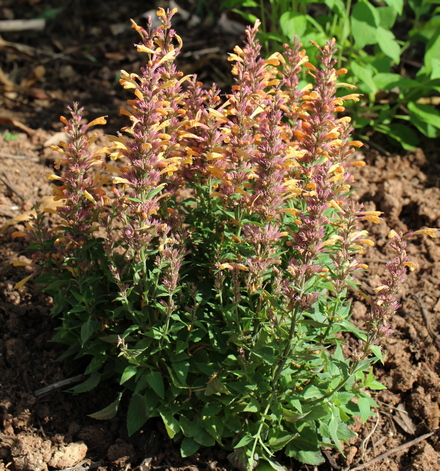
<box><xmin>365</xmin><ymin>228</ymin><xmax>437</xmax><ymax>340</ymax></box>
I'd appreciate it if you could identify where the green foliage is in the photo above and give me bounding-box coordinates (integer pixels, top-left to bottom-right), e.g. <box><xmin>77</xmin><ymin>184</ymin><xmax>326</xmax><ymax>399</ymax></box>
<box><xmin>2</xmin><ymin>131</ymin><xmax>19</xmax><ymax>142</ymax></box>
<box><xmin>20</xmin><ymin>8</ymin><xmax>421</xmax><ymax>471</ymax></box>
<box><xmin>221</xmin><ymin>0</ymin><xmax>440</xmax><ymax>149</ymax></box>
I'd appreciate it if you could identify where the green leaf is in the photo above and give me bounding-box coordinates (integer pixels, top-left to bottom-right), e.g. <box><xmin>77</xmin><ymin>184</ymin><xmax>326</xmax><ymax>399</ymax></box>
<box><xmin>283</xmin><ymin>403</ymin><xmax>328</xmax><ymax>423</ymax></box>
<box><xmin>175</xmin><ymin>340</ymin><xmax>187</xmax><ymax>355</ymax></box>
<box><xmin>205</xmin><ymin>377</ymin><xmax>231</xmax><ymax>396</ymax></box>
<box><xmin>368</xmin><ymin>379</ymin><xmax>387</xmax><ymax>390</ymax></box>
<box><xmin>146</xmin><ymin>371</ymin><xmax>165</xmax><ymax>399</ymax></box>
<box><xmin>202</xmin><ymin>402</ymin><xmax>223</xmax><ymax>417</ymax></box>
<box><xmin>303</xmin><ymin>385</ymin><xmax>322</xmax><ymax>400</ymax></box>
<box><xmin>333</xmin><ymin>345</ymin><xmax>344</xmax><ymax>362</ymax></box>
<box><xmin>369</xmin><ymin>344</ymin><xmax>384</xmax><ymax>363</ymax></box>
<box><xmin>201</xmin><ymin>416</ymin><xmax>224</xmax><ymax>443</ymax></box>
<box><xmin>383</xmin><ymin>123</ymin><xmax>419</xmax><ymax>150</ymax></box>
<box><xmin>384</xmin><ymin>0</ymin><xmax>403</xmax><ymax>15</ymax></box>
<box><xmin>351</xmin><ymin>1</ymin><xmax>380</xmax><ymax>48</ymax></box>
<box><xmin>405</xmin><ymin>102</ymin><xmax>440</xmax><ymax>138</ymax></box>
<box><xmin>324</xmin><ymin>0</ymin><xmax>347</xmax><ymax>16</ymax></box>
<box><xmin>252</xmin><ymin>346</ymin><xmax>277</xmax><ymax>365</ymax></box>
<box><xmin>408</xmin><ymin>102</ymin><xmax>440</xmax><ymax>129</ymax></box>
<box><xmin>234</xmin><ymin>434</ymin><xmax>253</xmax><ymax>449</ymax></box>
<box><xmin>127</xmin><ymin>394</ymin><xmax>149</xmax><ymax>436</ymax></box>
<box><xmin>120</xmin><ymin>365</ymin><xmax>138</xmax><ymax>385</ymax></box>
<box><xmin>364</xmin><ymin>368</ymin><xmax>387</xmax><ymax>390</ymax></box>
<box><xmin>373</xmin><ymin>73</ymin><xmax>419</xmax><ymax>90</ymax></box>
<box><xmin>80</xmin><ymin>318</ymin><xmax>99</xmax><ymax>346</ymax></box>
<box><xmin>36</xmin><ymin>7</ymin><xmax>62</xmax><ymax>20</ymax></box>
<box><xmin>431</xmin><ymin>59</ymin><xmax>440</xmax><ymax>80</ymax></box>
<box><xmin>160</xmin><ymin>411</ymin><xmax>180</xmax><ymax>439</ymax></box>
<box><xmin>268</xmin><ymin>432</ymin><xmax>297</xmax><ymax>451</ymax></box>
<box><xmin>377</xmin><ymin>6</ymin><xmax>398</xmax><ymax>29</ymax></box>
<box><xmin>67</xmin><ymin>372</ymin><xmax>100</xmax><ymax>393</ymax></box>
<box><xmin>286</xmin><ymin>428</ymin><xmax>324</xmax><ymax>465</ymax></box>
<box><xmin>231</xmin><ymin>9</ymin><xmax>258</xmax><ymax>25</ymax></box>
<box><xmin>180</xmin><ymin>437</ymin><xmax>200</xmax><ymax>457</ymax></box>
<box><xmin>280</xmin><ymin>12</ymin><xmax>308</xmax><ymax>42</ymax></box>
<box><xmin>88</xmin><ymin>392</ymin><xmax>122</xmax><ymax>420</ymax></box>
<box><xmin>146</xmin><ymin>182</ymin><xmax>167</xmax><ymax>201</ymax></box>
<box><xmin>337</xmin><ymin>421</ymin><xmax>357</xmax><ymax>440</ymax></box>
<box><xmin>424</xmin><ymin>27</ymin><xmax>440</xmax><ymax>77</ymax></box>
<box><xmin>221</xmin><ymin>0</ymin><xmax>259</xmax><ymax>7</ymax></box>
<box><xmin>84</xmin><ymin>355</ymin><xmax>106</xmax><ymax>374</ymax></box>
<box><xmin>172</xmin><ymin>361</ymin><xmax>190</xmax><ymax>386</ymax></box>
<box><xmin>180</xmin><ymin>416</ymin><xmax>216</xmax><ymax>447</ymax></box>
<box><xmin>351</xmin><ymin>62</ymin><xmax>378</xmax><ymax>94</ymax></box>
<box><xmin>288</xmin><ymin>449</ymin><xmax>325</xmax><ymax>465</ymax></box>
<box><xmin>179</xmin><ymin>415</ymin><xmax>215</xmax><ymax>446</ymax></box>
<box><xmin>99</xmin><ymin>334</ymin><xmax>119</xmax><ymax>344</ymax></box>
<box><xmin>70</xmin><ymin>290</ymin><xmax>85</xmax><ymax>303</ymax></box>
<box><xmin>243</xmin><ymin>396</ymin><xmax>260</xmax><ymax>413</ymax></box>
<box><xmin>376</xmin><ymin>27</ymin><xmax>400</xmax><ymax>63</ymax></box>
<box><xmin>358</xmin><ymin>396</ymin><xmax>373</xmax><ymax>423</ymax></box>
<box><xmin>328</xmin><ymin>414</ymin><xmax>343</xmax><ymax>452</ymax></box>
<box><xmin>3</xmin><ymin>131</ymin><xmax>19</xmax><ymax>141</ymax></box>
<box><xmin>282</xmin><ymin>408</ymin><xmax>306</xmax><ymax>422</ymax></box>
<box><xmin>302</xmin><ymin>404</ymin><xmax>329</xmax><ymax>421</ymax></box>
<box><xmin>255</xmin><ymin>458</ymin><xmax>287</xmax><ymax>471</ymax></box>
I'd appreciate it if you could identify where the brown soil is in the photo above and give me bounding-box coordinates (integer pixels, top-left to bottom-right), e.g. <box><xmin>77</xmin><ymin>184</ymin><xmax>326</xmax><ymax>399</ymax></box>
<box><xmin>1</xmin><ymin>1</ymin><xmax>440</xmax><ymax>470</ymax></box>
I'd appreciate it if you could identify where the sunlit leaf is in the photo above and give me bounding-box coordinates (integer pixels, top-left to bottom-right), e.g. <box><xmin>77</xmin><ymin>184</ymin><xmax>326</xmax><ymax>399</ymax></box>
<box><xmin>376</xmin><ymin>27</ymin><xmax>400</xmax><ymax>63</ymax></box>
<box><xmin>351</xmin><ymin>1</ymin><xmax>380</xmax><ymax>48</ymax></box>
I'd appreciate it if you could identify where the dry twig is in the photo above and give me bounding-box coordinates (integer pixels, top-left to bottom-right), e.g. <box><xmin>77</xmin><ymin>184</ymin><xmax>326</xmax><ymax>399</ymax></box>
<box><xmin>0</xmin><ymin>152</ymin><xmax>39</xmax><ymax>162</ymax></box>
<box><xmin>413</xmin><ymin>292</ymin><xmax>440</xmax><ymax>349</ymax></box>
<box><xmin>0</xmin><ymin>171</ymin><xmax>26</xmax><ymax>202</ymax></box>
<box><xmin>34</xmin><ymin>374</ymin><xmax>85</xmax><ymax>397</ymax></box>
<box><xmin>0</xmin><ymin>19</ymin><xmax>45</xmax><ymax>32</ymax></box>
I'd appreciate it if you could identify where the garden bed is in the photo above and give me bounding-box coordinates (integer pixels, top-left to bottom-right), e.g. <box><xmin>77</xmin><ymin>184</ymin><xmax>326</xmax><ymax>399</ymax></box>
<box><xmin>1</xmin><ymin>1</ymin><xmax>440</xmax><ymax>469</ymax></box>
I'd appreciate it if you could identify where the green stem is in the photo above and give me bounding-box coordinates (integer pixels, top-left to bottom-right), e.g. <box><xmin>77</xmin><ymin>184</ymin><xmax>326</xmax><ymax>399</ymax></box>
<box><xmin>248</xmin><ymin>305</ymin><xmax>300</xmax><ymax>468</ymax></box>
<box><xmin>249</xmin><ymin>401</ymin><xmax>272</xmax><ymax>469</ymax></box>
<box><xmin>320</xmin><ymin>295</ymin><xmax>342</xmax><ymax>342</ymax></box>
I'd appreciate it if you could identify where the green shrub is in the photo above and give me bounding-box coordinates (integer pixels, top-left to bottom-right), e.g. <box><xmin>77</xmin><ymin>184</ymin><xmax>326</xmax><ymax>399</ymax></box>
<box><xmin>220</xmin><ymin>0</ymin><xmax>440</xmax><ymax>149</ymax></box>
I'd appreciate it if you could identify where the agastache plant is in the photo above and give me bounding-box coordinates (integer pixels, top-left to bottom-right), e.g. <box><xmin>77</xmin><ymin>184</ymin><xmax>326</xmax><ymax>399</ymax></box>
<box><xmin>17</xmin><ymin>8</ymin><xmax>438</xmax><ymax>471</ymax></box>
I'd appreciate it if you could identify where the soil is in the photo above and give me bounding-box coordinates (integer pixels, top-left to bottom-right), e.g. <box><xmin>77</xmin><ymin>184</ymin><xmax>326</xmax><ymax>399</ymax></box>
<box><xmin>1</xmin><ymin>1</ymin><xmax>440</xmax><ymax>470</ymax></box>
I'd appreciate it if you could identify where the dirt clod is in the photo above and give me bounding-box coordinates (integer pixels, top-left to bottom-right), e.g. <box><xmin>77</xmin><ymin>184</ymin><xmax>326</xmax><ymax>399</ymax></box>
<box><xmin>48</xmin><ymin>442</ymin><xmax>88</xmax><ymax>469</ymax></box>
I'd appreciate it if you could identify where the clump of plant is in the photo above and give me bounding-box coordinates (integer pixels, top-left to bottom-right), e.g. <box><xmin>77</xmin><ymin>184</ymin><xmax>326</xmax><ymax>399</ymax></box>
<box><xmin>16</xmin><ymin>8</ymin><xmax>437</xmax><ymax>471</ymax></box>
<box><xmin>220</xmin><ymin>0</ymin><xmax>440</xmax><ymax>150</ymax></box>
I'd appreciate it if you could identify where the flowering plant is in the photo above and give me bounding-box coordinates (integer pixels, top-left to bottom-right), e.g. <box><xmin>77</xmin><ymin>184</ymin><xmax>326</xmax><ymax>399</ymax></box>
<box><xmin>17</xmin><ymin>8</ymin><xmax>437</xmax><ymax>471</ymax></box>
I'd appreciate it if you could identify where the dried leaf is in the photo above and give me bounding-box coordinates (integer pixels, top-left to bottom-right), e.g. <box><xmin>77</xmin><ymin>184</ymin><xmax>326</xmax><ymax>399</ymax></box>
<box><xmin>393</xmin><ymin>403</ymin><xmax>416</xmax><ymax>435</ymax></box>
